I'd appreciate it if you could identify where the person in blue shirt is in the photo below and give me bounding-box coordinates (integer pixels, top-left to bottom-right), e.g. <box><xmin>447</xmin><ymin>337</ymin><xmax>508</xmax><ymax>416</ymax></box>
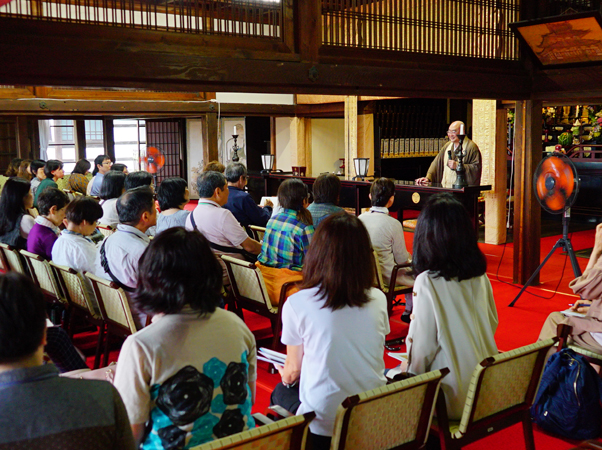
<box><xmin>223</xmin><ymin>162</ymin><xmax>273</xmax><ymax>231</ymax></box>
<box><xmin>307</xmin><ymin>173</ymin><xmax>344</xmax><ymax>227</ymax></box>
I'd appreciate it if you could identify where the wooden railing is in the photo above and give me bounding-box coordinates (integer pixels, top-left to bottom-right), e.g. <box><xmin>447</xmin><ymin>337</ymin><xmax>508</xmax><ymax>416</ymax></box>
<box><xmin>0</xmin><ymin>0</ymin><xmax>285</xmax><ymax>39</ymax></box>
<box><xmin>321</xmin><ymin>0</ymin><xmax>520</xmax><ymax>60</ymax></box>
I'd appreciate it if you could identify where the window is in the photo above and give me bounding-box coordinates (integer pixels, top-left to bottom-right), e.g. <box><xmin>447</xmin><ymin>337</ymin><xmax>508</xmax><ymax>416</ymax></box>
<box><xmin>46</xmin><ymin>119</ymin><xmax>76</xmax><ymax>173</ymax></box>
<box><xmin>113</xmin><ymin>119</ymin><xmax>146</xmax><ymax>172</ymax></box>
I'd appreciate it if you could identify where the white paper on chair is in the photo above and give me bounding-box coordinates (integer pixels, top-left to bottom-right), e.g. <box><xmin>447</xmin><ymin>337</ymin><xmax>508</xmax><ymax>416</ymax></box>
<box><xmin>561</xmin><ymin>309</ymin><xmax>587</xmax><ymax>318</ymax></box>
<box><xmin>258</xmin><ymin>347</ymin><xmax>286</xmax><ymax>365</ymax></box>
<box><xmin>387</xmin><ymin>352</ymin><xmax>408</xmax><ymax>362</ymax></box>
<box><xmin>260</xmin><ymin>197</ymin><xmax>279</xmax><ymax>209</ymax></box>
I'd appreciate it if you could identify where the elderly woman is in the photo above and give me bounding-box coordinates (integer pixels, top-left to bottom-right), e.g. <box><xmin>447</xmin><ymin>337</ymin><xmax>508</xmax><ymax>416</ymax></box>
<box><xmin>114</xmin><ymin>228</ymin><xmax>257</xmax><ymax>449</ymax></box>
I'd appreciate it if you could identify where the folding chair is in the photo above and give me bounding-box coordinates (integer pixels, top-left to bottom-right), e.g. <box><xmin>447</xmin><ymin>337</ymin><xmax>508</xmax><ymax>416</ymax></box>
<box><xmin>432</xmin><ymin>338</ymin><xmax>557</xmax><ymax>450</ymax></box>
<box><xmin>20</xmin><ymin>250</ymin><xmax>67</xmax><ymax>324</ymax></box>
<box><xmin>372</xmin><ymin>250</ymin><xmax>413</xmax><ymax>349</ymax></box>
<box><xmin>97</xmin><ymin>224</ymin><xmax>116</xmax><ymax>238</ymax></box>
<box><xmin>51</xmin><ymin>262</ymin><xmax>105</xmax><ymax>368</ymax></box>
<box><xmin>372</xmin><ymin>250</ymin><xmax>413</xmax><ymax>316</ymax></box>
<box><xmin>331</xmin><ymin>369</ymin><xmax>449</xmax><ymax>450</ymax></box>
<box><xmin>221</xmin><ymin>255</ymin><xmax>298</xmax><ymax>350</ymax></box>
<box><xmin>85</xmin><ymin>272</ymin><xmax>139</xmax><ymax>366</ymax></box>
<box><xmin>0</xmin><ymin>242</ymin><xmax>27</xmax><ymax>275</ymax></box>
<box><xmin>190</xmin><ymin>412</ymin><xmax>314</xmax><ymax>450</ymax></box>
<box><xmin>249</xmin><ymin>225</ymin><xmax>267</xmax><ymax>242</ymax></box>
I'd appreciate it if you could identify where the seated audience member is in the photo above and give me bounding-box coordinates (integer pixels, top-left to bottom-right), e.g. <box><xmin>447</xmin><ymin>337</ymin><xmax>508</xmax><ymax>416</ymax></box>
<box><xmin>114</xmin><ymin>228</ymin><xmax>257</xmax><ymax>449</ymax></box>
<box><xmin>538</xmin><ymin>222</ymin><xmax>602</xmax><ymax>352</ymax></box>
<box><xmin>52</xmin><ymin>197</ymin><xmax>104</xmax><ymax>274</ymax></box>
<box><xmin>17</xmin><ymin>159</ymin><xmax>32</xmax><ymax>181</ymax></box>
<box><xmin>111</xmin><ymin>163</ymin><xmax>129</xmax><ymax>175</ymax></box>
<box><xmin>34</xmin><ymin>159</ymin><xmax>64</xmax><ymax>208</ymax></box>
<box><xmin>400</xmin><ymin>193</ymin><xmax>497</xmax><ymax>421</ymax></box>
<box><xmin>0</xmin><ymin>178</ymin><xmax>35</xmax><ymax>249</ymax></box>
<box><xmin>124</xmin><ymin>170</ymin><xmax>153</xmax><ymax>191</ymax></box>
<box><xmin>95</xmin><ymin>186</ymin><xmax>156</xmax><ymax>294</ymax></box>
<box><xmin>224</xmin><ymin>162</ymin><xmax>272</xmax><ymax>230</ymax></box>
<box><xmin>29</xmin><ymin>159</ymin><xmax>46</xmax><ymax>198</ymax></box>
<box><xmin>359</xmin><ymin>177</ymin><xmax>414</xmax><ymax>320</ymax></box>
<box><xmin>5</xmin><ymin>158</ymin><xmax>22</xmax><ymax>178</ymax></box>
<box><xmin>98</xmin><ymin>171</ymin><xmax>126</xmax><ymax>228</ymax></box>
<box><xmin>307</xmin><ymin>173</ymin><xmax>344</xmax><ymax>227</ymax></box>
<box><xmin>271</xmin><ymin>213</ymin><xmax>388</xmax><ymax>450</ymax></box>
<box><xmin>67</xmin><ymin>159</ymin><xmax>91</xmax><ymax>195</ymax></box>
<box><xmin>257</xmin><ymin>178</ymin><xmax>314</xmax><ymax>305</ymax></box>
<box><xmin>203</xmin><ymin>160</ymin><xmax>225</xmax><ymax>173</ymax></box>
<box><xmin>0</xmin><ymin>272</ymin><xmax>135</xmax><ymax>450</ymax></box>
<box><xmin>87</xmin><ymin>154</ymin><xmax>112</xmax><ymax>196</ymax></box>
<box><xmin>155</xmin><ymin>177</ymin><xmax>190</xmax><ymax>234</ymax></box>
<box><xmin>185</xmin><ymin>171</ymin><xmax>261</xmax><ymax>262</ymax></box>
<box><xmin>27</xmin><ymin>188</ymin><xmax>69</xmax><ymax>260</ymax></box>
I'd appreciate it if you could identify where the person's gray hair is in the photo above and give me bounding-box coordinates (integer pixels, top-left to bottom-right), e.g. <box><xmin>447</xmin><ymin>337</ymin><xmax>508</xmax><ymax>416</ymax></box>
<box><xmin>225</xmin><ymin>163</ymin><xmax>247</xmax><ymax>183</ymax></box>
<box><xmin>197</xmin><ymin>171</ymin><xmax>227</xmax><ymax>198</ymax></box>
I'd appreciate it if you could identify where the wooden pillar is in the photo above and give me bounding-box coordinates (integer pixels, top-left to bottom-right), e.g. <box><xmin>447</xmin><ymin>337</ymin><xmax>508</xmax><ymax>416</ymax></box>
<box><xmin>297</xmin><ymin>0</ymin><xmax>321</xmax><ymax>62</ymax></box>
<box><xmin>102</xmin><ymin>118</ymin><xmax>115</xmax><ymax>161</ymax></box>
<box><xmin>270</xmin><ymin>116</ymin><xmax>277</xmax><ymax>170</ymax></box>
<box><xmin>290</xmin><ymin>117</ymin><xmax>311</xmax><ymax>173</ymax></box>
<box><xmin>513</xmin><ymin>100</ymin><xmax>542</xmax><ymax>285</ymax></box>
<box><xmin>15</xmin><ymin>116</ymin><xmax>31</xmax><ymax>159</ymax></box>
<box><xmin>202</xmin><ymin>112</ymin><xmax>219</xmax><ymax>164</ymax></box>
<box><xmin>74</xmin><ymin>119</ymin><xmax>86</xmax><ymax>161</ymax></box>
<box><xmin>357</xmin><ymin>113</ymin><xmax>375</xmax><ymax>177</ymax></box>
<box><xmin>473</xmin><ymin>100</ymin><xmax>507</xmax><ymax>244</ymax></box>
<box><xmin>344</xmin><ymin>96</ymin><xmax>358</xmax><ymax>180</ymax></box>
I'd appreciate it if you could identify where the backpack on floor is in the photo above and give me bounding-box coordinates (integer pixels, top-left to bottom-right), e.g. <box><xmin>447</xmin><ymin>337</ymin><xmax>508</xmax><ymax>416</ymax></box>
<box><xmin>531</xmin><ymin>348</ymin><xmax>602</xmax><ymax>440</ymax></box>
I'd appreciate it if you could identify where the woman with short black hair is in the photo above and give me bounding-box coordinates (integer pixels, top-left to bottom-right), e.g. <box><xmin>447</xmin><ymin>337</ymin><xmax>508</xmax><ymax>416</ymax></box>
<box><xmin>405</xmin><ymin>192</ymin><xmax>497</xmax><ymax>420</ymax></box>
<box><xmin>272</xmin><ymin>212</ymin><xmax>389</xmax><ymax>450</ymax></box>
<box><xmin>155</xmin><ymin>177</ymin><xmax>190</xmax><ymax>234</ymax></box>
<box><xmin>34</xmin><ymin>160</ymin><xmax>64</xmax><ymax>208</ymax></box>
<box><xmin>98</xmin><ymin>171</ymin><xmax>126</xmax><ymax>227</ymax></box>
<box><xmin>114</xmin><ymin>228</ymin><xmax>257</xmax><ymax>449</ymax></box>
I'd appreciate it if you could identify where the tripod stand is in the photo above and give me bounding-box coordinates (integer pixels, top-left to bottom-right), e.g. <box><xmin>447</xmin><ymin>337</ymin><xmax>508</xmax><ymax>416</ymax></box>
<box><xmin>508</xmin><ymin>208</ymin><xmax>582</xmax><ymax>307</ymax></box>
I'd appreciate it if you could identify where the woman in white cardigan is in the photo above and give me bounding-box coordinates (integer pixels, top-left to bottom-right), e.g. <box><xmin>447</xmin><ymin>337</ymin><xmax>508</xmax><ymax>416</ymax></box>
<box><xmin>406</xmin><ymin>193</ymin><xmax>498</xmax><ymax>420</ymax></box>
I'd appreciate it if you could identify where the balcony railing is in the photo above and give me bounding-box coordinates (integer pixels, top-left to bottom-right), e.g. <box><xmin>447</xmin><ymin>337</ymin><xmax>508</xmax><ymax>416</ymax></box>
<box><xmin>0</xmin><ymin>0</ymin><xmax>284</xmax><ymax>39</ymax></box>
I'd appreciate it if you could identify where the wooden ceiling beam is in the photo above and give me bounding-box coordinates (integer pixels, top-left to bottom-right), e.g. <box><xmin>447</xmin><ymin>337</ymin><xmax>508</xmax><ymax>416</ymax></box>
<box><xmin>0</xmin><ymin>98</ymin><xmax>296</xmax><ymax>116</ymax></box>
<box><xmin>0</xmin><ymin>18</ymin><xmax>532</xmax><ymax>99</ymax></box>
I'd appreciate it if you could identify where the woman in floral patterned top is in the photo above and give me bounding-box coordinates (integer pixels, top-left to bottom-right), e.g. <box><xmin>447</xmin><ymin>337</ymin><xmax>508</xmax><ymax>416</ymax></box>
<box><xmin>114</xmin><ymin>228</ymin><xmax>257</xmax><ymax>450</ymax></box>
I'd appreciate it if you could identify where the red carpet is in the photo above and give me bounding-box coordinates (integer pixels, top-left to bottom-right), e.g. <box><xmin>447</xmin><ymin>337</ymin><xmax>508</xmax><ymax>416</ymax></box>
<box><xmin>73</xmin><ymin>223</ymin><xmax>598</xmax><ymax>449</ymax></box>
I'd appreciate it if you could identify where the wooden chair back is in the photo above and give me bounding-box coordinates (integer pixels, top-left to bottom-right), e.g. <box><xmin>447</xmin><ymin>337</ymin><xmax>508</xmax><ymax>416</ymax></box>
<box><xmin>85</xmin><ymin>272</ymin><xmax>138</xmax><ymax>336</ymax></box>
<box><xmin>433</xmin><ymin>338</ymin><xmax>557</xmax><ymax>450</ymax></box>
<box><xmin>222</xmin><ymin>255</ymin><xmax>276</xmax><ymax>314</ymax></box>
<box><xmin>62</xmin><ymin>189</ymin><xmax>75</xmax><ymax>201</ymax></box>
<box><xmin>371</xmin><ymin>250</ymin><xmax>412</xmax><ymax>315</ymax></box>
<box><xmin>249</xmin><ymin>225</ymin><xmax>266</xmax><ymax>242</ymax></box>
<box><xmin>557</xmin><ymin>323</ymin><xmax>602</xmax><ymax>367</ymax></box>
<box><xmin>19</xmin><ymin>250</ymin><xmax>66</xmax><ymax>305</ymax></box>
<box><xmin>331</xmin><ymin>369</ymin><xmax>449</xmax><ymax>450</ymax></box>
<box><xmin>0</xmin><ymin>242</ymin><xmax>27</xmax><ymax>275</ymax></box>
<box><xmin>190</xmin><ymin>412</ymin><xmax>314</xmax><ymax>450</ymax></box>
<box><xmin>50</xmin><ymin>262</ymin><xmax>102</xmax><ymax>321</ymax></box>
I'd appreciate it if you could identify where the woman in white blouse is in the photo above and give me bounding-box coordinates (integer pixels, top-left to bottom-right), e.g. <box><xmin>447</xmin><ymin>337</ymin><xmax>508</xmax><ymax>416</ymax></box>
<box><xmin>98</xmin><ymin>171</ymin><xmax>126</xmax><ymax>228</ymax></box>
<box><xmin>406</xmin><ymin>193</ymin><xmax>498</xmax><ymax>420</ymax></box>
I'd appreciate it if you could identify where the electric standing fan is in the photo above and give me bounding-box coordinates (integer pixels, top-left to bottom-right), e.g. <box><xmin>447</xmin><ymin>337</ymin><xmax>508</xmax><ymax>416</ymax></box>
<box><xmin>509</xmin><ymin>152</ymin><xmax>581</xmax><ymax>306</ymax></box>
<box><xmin>141</xmin><ymin>146</ymin><xmax>165</xmax><ymax>189</ymax></box>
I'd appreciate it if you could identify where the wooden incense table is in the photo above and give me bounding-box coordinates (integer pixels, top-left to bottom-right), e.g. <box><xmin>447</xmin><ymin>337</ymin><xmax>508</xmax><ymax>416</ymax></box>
<box><xmin>254</xmin><ymin>174</ymin><xmax>491</xmax><ymax>230</ymax></box>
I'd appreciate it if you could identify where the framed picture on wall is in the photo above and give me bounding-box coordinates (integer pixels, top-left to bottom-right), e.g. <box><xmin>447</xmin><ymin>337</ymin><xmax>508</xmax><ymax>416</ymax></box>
<box><xmin>510</xmin><ymin>11</ymin><xmax>602</xmax><ymax>68</ymax></box>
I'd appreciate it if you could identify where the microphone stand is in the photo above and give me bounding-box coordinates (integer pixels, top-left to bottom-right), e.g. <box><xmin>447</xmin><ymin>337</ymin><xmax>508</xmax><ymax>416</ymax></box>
<box><xmin>453</xmin><ymin>134</ymin><xmax>468</xmax><ymax>189</ymax></box>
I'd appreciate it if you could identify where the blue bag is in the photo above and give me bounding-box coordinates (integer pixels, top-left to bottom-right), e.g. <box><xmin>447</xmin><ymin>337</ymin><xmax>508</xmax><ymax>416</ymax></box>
<box><xmin>531</xmin><ymin>348</ymin><xmax>602</xmax><ymax>440</ymax></box>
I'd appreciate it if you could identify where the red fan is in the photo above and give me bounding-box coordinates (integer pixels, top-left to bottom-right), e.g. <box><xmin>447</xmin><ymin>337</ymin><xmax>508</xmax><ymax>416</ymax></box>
<box><xmin>142</xmin><ymin>147</ymin><xmax>165</xmax><ymax>174</ymax></box>
<box><xmin>510</xmin><ymin>152</ymin><xmax>581</xmax><ymax>307</ymax></box>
